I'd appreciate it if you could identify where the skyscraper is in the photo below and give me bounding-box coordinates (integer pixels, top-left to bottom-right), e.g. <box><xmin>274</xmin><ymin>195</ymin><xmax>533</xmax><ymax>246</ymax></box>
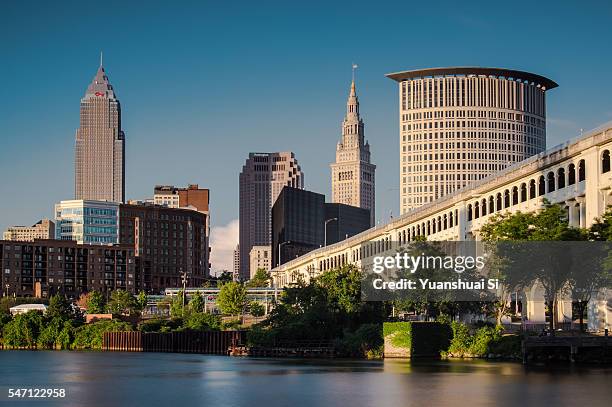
<box><xmin>239</xmin><ymin>152</ymin><xmax>303</xmax><ymax>281</ymax></box>
<box><xmin>330</xmin><ymin>74</ymin><xmax>376</xmax><ymax>226</ymax></box>
<box><xmin>386</xmin><ymin>67</ymin><xmax>557</xmax><ymax>214</ymax></box>
<box><xmin>75</xmin><ymin>57</ymin><xmax>125</xmax><ymax>203</ymax></box>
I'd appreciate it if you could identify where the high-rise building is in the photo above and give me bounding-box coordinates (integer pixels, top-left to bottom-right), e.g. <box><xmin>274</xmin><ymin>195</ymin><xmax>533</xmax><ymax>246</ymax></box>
<box><xmin>249</xmin><ymin>245</ymin><xmax>271</xmax><ymax>280</ymax></box>
<box><xmin>271</xmin><ymin>186</ymin><xmax>371</xmax><ymax>268</ymax></box>
<box><xmin>55</xmin><ymin>200</ymin><xmax>119</xmax><ymax>245</ymax></box>
<box><xmin>386</xmin><ymin>67</ymin><xmax>557</xmax><ymax>214</ymax></box>
<box><xmin>119</xmin><ymin>202</ymin><xmax>209</xmax><ymax>292</ymax></box>
<box><xmin>3</xmin><ymin>219</ymin><xmax>55</xmax><ymax>241</ymax></box>
<box><xmin>330</xmin><ymin>77</ymin><xmax>376</xmax><ymax>226</ymax></box>
<box><xmin>272</xmin><ymin>187</ymin><xmax>324</xmax><ymax>269</ymax></box>
<box><xmin>239</xmin><ymin>152</ymin><xmax>303</xmax><ymax>281</ymax></box>
<box><xmin>323</xmin><ymin>203</ymin><xmax>370</xmax><ymax>245</ymax></box>
<box><xmin>75</xmin><ymin>58</ymin><xmax>125</xmax><ymax>203</ymax></box>
<box><xmin>233</xmin><ymin>244</ymin><xmax>240</xmax><ymax>281</ymax></box>
<box><xmin>0</xmin><ymin>239</ymin><xmax>135</xmax><ymax>298</ymax></box>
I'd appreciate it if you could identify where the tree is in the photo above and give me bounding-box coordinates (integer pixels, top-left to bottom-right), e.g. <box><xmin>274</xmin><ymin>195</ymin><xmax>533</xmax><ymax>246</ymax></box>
<box><xmin>135</xmin><ymin>291</ymin><xmax>148</xmax><ymax>312</ymax></box>
<box><xmin>170</xmin><ymin>290</ymin><xmax>186</xmax><ymax>318</ymax></box>
<box><xmin>182</xmin><ymin>312</ymin><xmax>221</xmax><ymax>331</ymax></box>
<box><xmin>189</xmin><ymin>291</ymin><xmax>205</xmax><ymax>313</ymax></box>
<box><xmin>480</xmin><ymin>201</ymin><xmax>588</xmax><ymax>332</ymax></box>
<box><xmin>106</xmin><ymin>290</ymin><xmax>136</xmax><ymax>316</ymax></box>
<box><xmin>85</xmin><ymin>291</ymin><xmax>106</xmax><ymax>314</ymax></box>
<box><xmin>217</xmin><ymin>270</ymin><xmax>233</xmax><ymax>283</ymax></box>
<box><xmin>249</xmin><ymin>301</ymin><xmax>265</xmax><ymax>317</ymax></box>
<box><xmin>37</xmin><ymin>317</ymin><xmax>74</xmax><ymax>349</ymax></box>
<box><xmin>246</xmin><ymin>268</ymin><xmax>271</xmax><ymax>288</ymax></box>
<box><xmin>217</xmin><ymin>282</ymin><xmax>247</xmax><ymax>317</ymax></box>
<box><xmin>46</xmin><ymin>294</ymin><xmax>74</xmax><ymax>321</ymax></box>
<box><xmin>2</xmin><ymin>311</ymin><xmax>43</xmax><ymax>348</ymax></box>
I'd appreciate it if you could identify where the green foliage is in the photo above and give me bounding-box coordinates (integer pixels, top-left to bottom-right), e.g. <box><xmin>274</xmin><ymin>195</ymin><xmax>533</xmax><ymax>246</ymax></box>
<box><xmin>383</xmin><ymin>322</ymin><xmax>412</xmax><ymax>349</ymax></box>
<box><xmin>86</xmin><ymin>291</ymin><xmax>106</xmax><ymax>314</ymax></box>
<box><xmin>2</xmin><ymin>311</ymin><xmax>43</xmax><ymax>348</ymax></box>
<box><xmin>246</xmin><ymin>268</ymin><xmax>271</xmax><ymax>288</ymax></box>
<box><xmin>468</xmin><ymin>326</ymin><xmax>502</xmax><ymax>356</ymax></box>
<box><xmin>139</xmin><ymin>318</ymin><xmax>183</xmax><ymax>333</ymax></box>
<box><xmin>182</xmin><ymin>312</ymin><xmax>221</xmax><ymax>331</ymax></box>
<box><xmin>261</xmin><ymin>264</ymin><xmax>384</xmax><ymax>343</ymax></box>
<box><xmin>46</xmin><ymin>295</ymin><xmax>75</xmax><ymax>321</ymax></box>
<box><xmin>447</xmin><ymin>321</ymin><xmax>472</xmax><ymax>356</ymax></box>
<box><xmin>221</xmin><ymin>318</ymin><xmax>242</xmax><ymax>330</ymax></box>
<box><xmin>72</xmin><ymin>320</ymin><xmax>133</xmax><ymax>350</ymax></box>
<box><xmin>217</xmin><ymin>282</ymin><xmax>247</xmax><ymax>316</ymax></box>
<box><xmin>249</xmin><ymin>301</ymin><xmax>265</xmax><ymax>317</ymax></box>
<box><xmin>37</xmin><ymin>318</ymin><xmax>74</xmax><ymax>349</ymax></box>
<box><xmin>445</xmin><ymin>321</ymin><xmax>515</xmax><ymax>357</ymax></box>
<box><xmin>106</xmin><ymin>290</ymin><xmax>136</xmax><ymax>316</ymax></box>
<box><xmin>188</xmin><ymin>291</ymin><xmax>205</xmax><ymax>313</ymax></box>
<box><xmin>135</xmin><ymin>291</ymin><xmax>148</xmax><ymax>312</ymax></box>
<box><xmin>338</xmin><ymin>324</ymin><xmax>383</xmax><ymax>358</ymax></box>
<box><xmin>217</xmin><ymin>271</ymin><xmax>233</xmax><ymax>283</ymax></box>
<box><xmin>170</xmin><ymin>291</ymin><xmax>186</xmax><ymax>318</ymax></box>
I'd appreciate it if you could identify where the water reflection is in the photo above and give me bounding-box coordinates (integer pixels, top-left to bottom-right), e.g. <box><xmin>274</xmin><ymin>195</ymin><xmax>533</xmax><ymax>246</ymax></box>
<box><xmin>0</xmin><ymin>352</ymin><xmax>610</xmax><ymax>407</ymax></box>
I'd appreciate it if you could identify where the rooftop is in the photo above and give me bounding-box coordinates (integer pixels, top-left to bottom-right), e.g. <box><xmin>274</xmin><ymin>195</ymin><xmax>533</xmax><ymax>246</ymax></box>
<box><xmin>385</xmin><ymin>67</ymin><xmax>558</xmax><ymax>89</ymax></box>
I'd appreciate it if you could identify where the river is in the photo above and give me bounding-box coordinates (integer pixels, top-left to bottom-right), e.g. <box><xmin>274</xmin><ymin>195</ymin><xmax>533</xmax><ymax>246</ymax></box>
<box><xmin>0</xmin><ymin>351</ymin><xmax>610</xmax><ymax>406</ymax></box>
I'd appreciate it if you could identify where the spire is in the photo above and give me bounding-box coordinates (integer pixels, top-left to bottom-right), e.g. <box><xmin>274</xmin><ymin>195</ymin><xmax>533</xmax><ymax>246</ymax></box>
<box><xmin>84</xmin><ymin>54</ymin><xmax>115</xmax><ymax>99</ymax></box>
<box><xmin>346</xmin><ymin>65</ymin><xmax>359</xmax><ymax>120</ymax></box>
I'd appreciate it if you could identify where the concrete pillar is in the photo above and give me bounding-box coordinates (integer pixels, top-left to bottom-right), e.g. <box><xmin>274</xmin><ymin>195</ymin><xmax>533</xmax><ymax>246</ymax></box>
<box><xmin>584</xmin><ymin>148</ymin><xmax>601</xmax><ymax>227</ymax></box>
<box><xmin>565</xmin><ymin>200</ymin><xmax>579</xmax><ymax>227</ymax></box>
<box><xmin>588</xmin><ymin>289</ymin><xmax>611</xmax><ymax>332</ymax></box>
<box><xmin>525</xmin><ymin>284</ymin><xmax>546</xmax><ymax>323</ymax></box>
<box><xmin>454</xmin><ymin>202</ymin><xmax>467</xmax><ymax>241</ymax></box>
<box><xmin>575</xmin><ymin>196</ymin><xmax>586</xmax><ymax>228</ymax></box>
<box><xmin>556</xmin><ymin>299</ymin><xmax>573</xmax><ymax>324</ymax></box>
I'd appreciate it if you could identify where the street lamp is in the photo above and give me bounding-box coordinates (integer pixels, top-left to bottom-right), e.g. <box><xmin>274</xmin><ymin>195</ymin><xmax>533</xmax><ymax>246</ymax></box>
<box><xmin>278</xmin><ymin>241</ymin><xmax>291</xmax><ymax>267</ymax></box>
<box><xmin>180</xmin><ymin>268</ymin><xmax>187</xmax><ymax>316</ymax></box>
<box><xmin>4</xmin><ymin>284</ymin><xmax>9</xmax><ymax>298</ymax></box>
<box><xmin>324</xmin><ymin>218</ymin><xmax>338</xmax><ymax>247</ymax></box>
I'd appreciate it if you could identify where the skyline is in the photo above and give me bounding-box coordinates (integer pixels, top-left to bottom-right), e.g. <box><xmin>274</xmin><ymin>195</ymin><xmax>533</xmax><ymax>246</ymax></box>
<box><xmin>2</xmin><ymin>0</ymin><xmax>612</xmax><ymax>272</ymax></box>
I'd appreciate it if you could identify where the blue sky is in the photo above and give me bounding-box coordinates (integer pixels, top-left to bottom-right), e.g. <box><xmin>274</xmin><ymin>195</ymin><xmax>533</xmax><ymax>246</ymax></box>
<box><xmin>1</xmin><ymin>0</ymin><xmax>611</xmax><ymax>271</ymax></box>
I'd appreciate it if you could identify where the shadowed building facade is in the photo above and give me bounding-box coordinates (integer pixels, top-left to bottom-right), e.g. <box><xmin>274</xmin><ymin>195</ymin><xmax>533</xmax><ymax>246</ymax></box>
<box><xmin>75</xmin><ymin>59</ymin><xmax>125</xmax><ymax>203</ymax></box>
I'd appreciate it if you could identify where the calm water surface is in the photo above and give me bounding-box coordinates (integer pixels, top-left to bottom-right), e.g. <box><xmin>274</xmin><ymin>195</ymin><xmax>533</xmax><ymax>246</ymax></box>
<box><xmin>0</xmin><ymin>351</ymin><xmax>610</xmax><ymax>407</ymax></box>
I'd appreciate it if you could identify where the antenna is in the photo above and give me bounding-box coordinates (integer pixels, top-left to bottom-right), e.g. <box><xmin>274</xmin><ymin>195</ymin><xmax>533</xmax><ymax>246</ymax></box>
<box><xmin>352</xmin><ymin>63</ymin><xmax>358</xmax><ymax>82</ymax></box>
<box><xmin>100</xmin><ymin>51</ymin><xmax>103</xmax><ymax>67</ymax></box>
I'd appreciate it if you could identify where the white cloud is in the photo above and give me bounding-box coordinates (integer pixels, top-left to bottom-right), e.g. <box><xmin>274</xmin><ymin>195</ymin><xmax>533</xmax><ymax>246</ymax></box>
<box><xmin>209</xmin><ymin>219</ymin><xmax>239</xmax><ymax>276</ymax></box>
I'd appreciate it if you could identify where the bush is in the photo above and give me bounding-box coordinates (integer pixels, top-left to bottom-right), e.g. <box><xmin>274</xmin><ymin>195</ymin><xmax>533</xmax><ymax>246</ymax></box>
<box><xmin>468</xmin><ymin>326</ymin><xmax>502</xmax><ymax>356</ymax></box>
<box><xmin>182</xmin><ymin>312</ymin><xmax>221</xmax><ymax>331</ymax></box>
<box><xmin>138</xmin><ymin>318</ymin><xmax>183</xmax><ymax>333</ymax></box>
<box><xmin>249</xmin><ymin>302</ymin><xmax>265</xmax><ymax>317</ymax></box>
<box><xmin>338</xmin><ymin>324</ymin><xmax>383</xmax><ymax>358</ymax></box>
<box><xmin>72</xmin><ymin>320</ymin><xmax>133</xmax><ymax>350</ymax></box>
<box><xmin>246</xmin><ymin>325</ymin><xmax>274</xmax><ymax>347</ymax></box>
<box><xmin>221</xmin><ymin>318</ymin><xmax>242</xmax><ymax>330</ymax></box>
<box><xmin>447</xmin><ymin>321</ymin><xmax>472</xmax><ymax>357</ymax></box>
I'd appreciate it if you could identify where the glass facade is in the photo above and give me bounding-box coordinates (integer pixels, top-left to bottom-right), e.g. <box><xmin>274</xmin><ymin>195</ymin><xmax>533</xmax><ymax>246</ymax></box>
<box><xmin>55</xmin><ymin>200</ymin><xmax>119</xmax><ymax>245</ymax></box>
